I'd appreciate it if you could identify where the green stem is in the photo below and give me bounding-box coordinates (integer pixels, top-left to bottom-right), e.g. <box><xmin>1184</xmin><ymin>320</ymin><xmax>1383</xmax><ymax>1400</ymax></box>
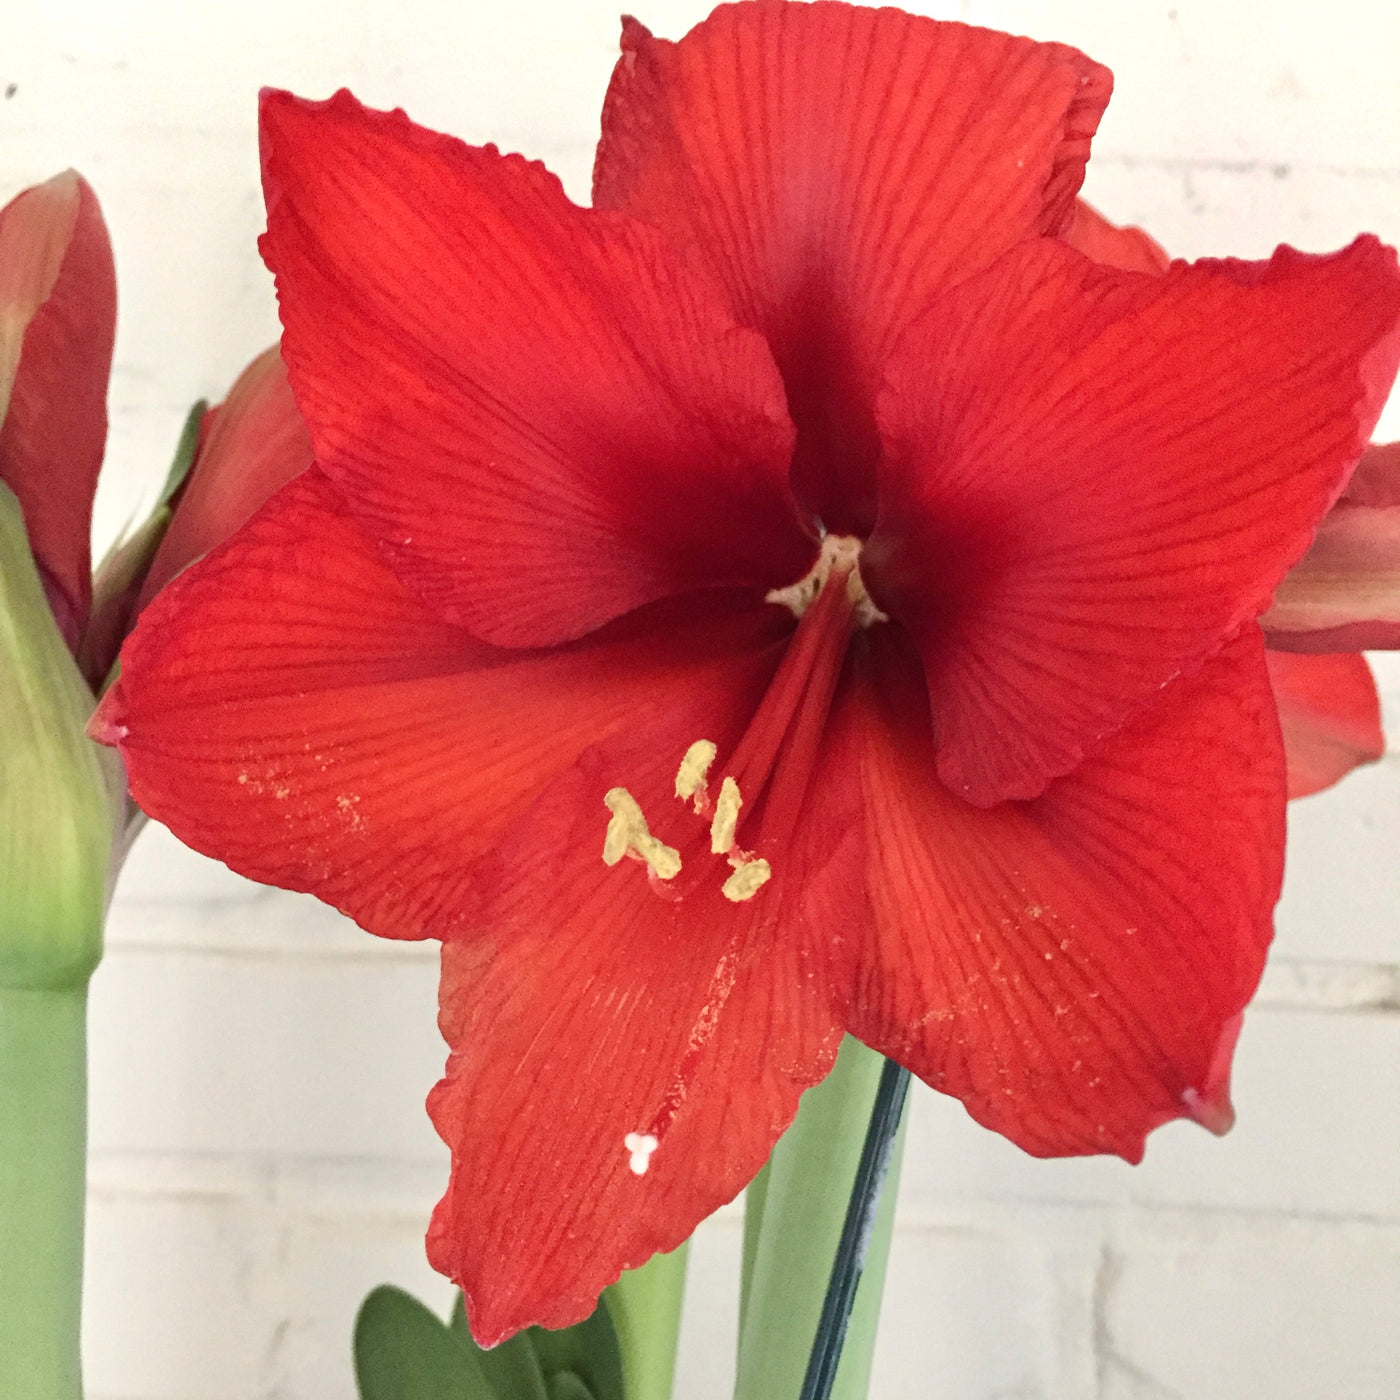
<box><xmin>737</xmin><ymin>1157</ymin><xmax>770</xmax><ymax>1342</ymax></box>
<box><xmin>735</xmin><ymin>1037</ymin><xmax>909</xmax><ymax>1400</ymax></box>
<box><xmin>0</xmin><ymin>983</ymin><xmax>89</xmax><ymax>1400</ymax></box>
<box><xmin>606</xmin><ymin>1241</ymin><xmax>688</xmax><ymax>1400</ymax></box>
<box><xmin>798</xmin><ymin>1059</ymin><xmax>910</xmax><ymax>1400</ymax></box>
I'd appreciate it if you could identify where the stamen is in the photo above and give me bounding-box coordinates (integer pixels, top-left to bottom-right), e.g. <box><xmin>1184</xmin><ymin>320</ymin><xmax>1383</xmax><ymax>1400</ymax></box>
<box><xmin>675</xmin><ymin>739</ymin><xmax>717</xmax><ymax>809</ymax></box>
<box><xmin>722</xmin><ymin>857</ymin><xmax>772</xmax><ymax>903</ymax></box>
<box><xmin>709</xmin><ymin>775</ymin><xmax>742</xmax><ymax>854</ymax></box>
<box><xmin>624</xmin><ymin>1131</ymin><xmax>659</xmax><ymax>1175</ymax></box>
<box><xmin>602</xmin><ymin>788</ymin><xmax>682</xmax><ymax>881</ymax></box>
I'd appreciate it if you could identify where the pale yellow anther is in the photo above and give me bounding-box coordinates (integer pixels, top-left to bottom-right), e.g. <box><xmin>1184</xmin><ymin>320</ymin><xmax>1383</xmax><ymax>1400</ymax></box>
<box><xmin>603</xmin><ymin>788</ymin><xmax>682</xmax><ymax>881</ymax></box>
<box><xmin>675</xmin><ymin>740</ymin><xmax>717</xmax><ymax>803</ymax></box>
<box><xmin>722</xmin><ymin>857</ymin><xmax>772</xmax><ymax>903</ymax></box>
<box><xmin>710</xmin><ymin>776</ymin><xmax>742</xmax><ymax>854</ymax></box>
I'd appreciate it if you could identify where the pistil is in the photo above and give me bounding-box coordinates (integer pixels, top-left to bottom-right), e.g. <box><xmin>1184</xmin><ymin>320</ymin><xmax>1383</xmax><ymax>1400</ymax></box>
<box><xmin>725</xmin><ymin>535</ymin><xmax>880</xmax><ymax>854</ymax></box>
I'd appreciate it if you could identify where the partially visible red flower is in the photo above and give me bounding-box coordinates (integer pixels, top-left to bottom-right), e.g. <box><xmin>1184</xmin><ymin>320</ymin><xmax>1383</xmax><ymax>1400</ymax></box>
<box><xmin>0</xmin><ymin>172</ymin><xmax>116</xmax><ymax>653</ymax></box>
<box><xmin>1260</xmin><ymin>442</ymin><xmax>1399</xmax><ymax>794</ymax></box>
<box><xmin>139</xmin><ymin>345</ymin><xmax>313</xmax><ymax>608</ymax></box>
<box><xmin>1065</xmin><ymin>198</ymin><xmax>1171</xmax><ymax>275</ymax></box>
<box><xmin>94</xmin><ymin>3</ymin><xmax>1400</xmax><ymax>1344</ymax></box>
<box><xmin>1264</xmin><ymin>650</ymin><xmax>1384</xmax><ymax>798</ymax></box>
<box><xmin>1070</xmin><ymin>203</ymin><xmax>1395</xmax><ymax>796</ymax></box>
<box><xmin>78</xmin><ymin>345</ymin><xmax>313</xmax><ymax>686</ymax></box>
<box><xmin>1263</xmin><ymin>440</ymin><xmax>1400</xmax><ymax>651</ymax></box>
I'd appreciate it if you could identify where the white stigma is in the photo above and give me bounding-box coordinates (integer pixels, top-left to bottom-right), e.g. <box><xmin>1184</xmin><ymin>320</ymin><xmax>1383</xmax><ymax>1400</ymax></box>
<box><xmin>625</xmin><ymin>1132</ymin><xmax>659</xmax><ymax>1175</ymax></box>
<box><xmin>602</xmin><ymin>788</ymin><xmax>682</xmax><ymax>881</ymax></box>
<box><xmin>765</xmin><ymin>533</ymin><xmax>888</xmax><ymax>627</ymax></box>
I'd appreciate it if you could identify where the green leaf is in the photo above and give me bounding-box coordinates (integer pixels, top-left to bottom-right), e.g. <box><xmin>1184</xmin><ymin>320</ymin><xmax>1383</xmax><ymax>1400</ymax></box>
<box><xmin>545</xmin><ymin>1373</ymin><xmax>597</xmax><ymax>1400</ymax></box>
<box><xmin>448</xmin><ymin>1294</ymin><xmax>548</xmax><ymax>1400</ymax></box>
<box><xmin>443</xmin><ymin>1245</ymin><xmax>687</xmax><ymax>1400</ymax></box>
<box><xmin>478</xmin><ymin>1334</ymin><xmax>549</xmax><ymax>1400</ymax></box>
<box><xmin>533</xmin><ymin>1299</ymin><xmax>624</xmax><ymax>1400</ymax></box>
<box><xmin>157</xmin><ymin>398</ymin><xmax>209</xmax><ymax>507</ymax></box>
<box><xmin>449</xmin><ymin>1292</ymin><xmax>468</xmax><ymax>1336</ymax></box>
<box><xmin>451</xmin><ymin>1291</ymin><xmax>613</xmax><ymax>1400</ymax></box>
<box><xmin>354</xmin><ymin>1285</ymin><xmax>497</xmax><ymax>1400</ymax></box>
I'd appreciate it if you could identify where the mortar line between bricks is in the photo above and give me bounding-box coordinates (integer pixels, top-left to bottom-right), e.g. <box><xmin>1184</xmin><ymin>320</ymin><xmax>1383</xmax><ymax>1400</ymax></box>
<box><xmin>84</xmin><ymin>1151</ymin><xmax>1400</xmax><ymax>1226</ymax></box>
<box><xmin>1091</xmin><ymin>152</ymin><xmax>1400</xmax><ymax>178</ymax></box>
<box><xmin>98</xmin><ymin>939</ymin><xmax>439</xmax><ymax>966</ymax></box>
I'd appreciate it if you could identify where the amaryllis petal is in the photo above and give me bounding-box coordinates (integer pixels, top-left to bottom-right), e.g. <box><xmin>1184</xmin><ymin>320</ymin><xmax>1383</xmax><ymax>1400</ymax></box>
<box><xmin>1265</xmin><ymin>650</ymin><xmax>1383</xmax><ymax>798</ymax></box>
<box><xmin>427</xmin><ymin>699</ymin><xmax>861</xmax><ymax>1342</ymax></box>
<box><xmin>259</xmin><ymin>89</ymin><xmax>808</xmax><ymax>648</ymax></box>
<box><xmin>830</xmin><ymin>625</ymin><xmax>1283</xmax><ymax>1160</ymax></box>
<box><xmin>1263</xmin><ymin>442</ymin><xmax>1400</xmax><ymax>651</ymax></box>
<box><xmin>95</xmin><ymin>469</ymin><xmax>794</xmax><ymax>942</ymax></box>
<box><xmin>594</xmin><ymin>2</ymin><xmax>1110</xmax><ymax>534</ymax></box>
<box><xmin>138</xmin><ymin>345</ymin><xmax>313</xmax><ymax>608</ymax></box>
<box><xmin>1063</xmin><ymin>198</ymin><xmax>1170</xmax><ymax>274</ymax></box>
<box><xmin>869</xmin><ymin>235</ymin><xmax>1400</xmax><ymax>805</ymax></box>
<box><xmin>0</xmin><ymin>172</ymin><xmax>115</xmax><ymax>650</ymax></box>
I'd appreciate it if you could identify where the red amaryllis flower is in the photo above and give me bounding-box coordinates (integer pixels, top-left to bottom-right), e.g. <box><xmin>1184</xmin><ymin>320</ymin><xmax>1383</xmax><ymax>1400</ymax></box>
<box><xmin>0</xmin><ymin>168</ymin><xmax>311</xmax><ymax>684</ymax></box>
<box><xmin>0</xmin><ymin>171</ymin><xmax>116</xmax><ymax>654</ymax></box>
<box><xmin>79</xmin><ymin>347</ymin><xmax>314</xmax><ymax>686</ymax></box>
<box><xmin>93</xmin><ymin>2</ymin><xmax>1400</xmax><ymax>1343</ymax></box>
<box><xmin>140</xmin><ymin>345</ymin><xmax>314</xmax><ymax>609</ymax></box>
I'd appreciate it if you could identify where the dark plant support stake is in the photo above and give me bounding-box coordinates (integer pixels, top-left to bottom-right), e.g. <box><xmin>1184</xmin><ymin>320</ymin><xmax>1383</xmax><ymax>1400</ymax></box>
<box><xmin>798</xmin><ymin>1057</ymin><xmax>912</xmax><ymax>1400</ymax></box>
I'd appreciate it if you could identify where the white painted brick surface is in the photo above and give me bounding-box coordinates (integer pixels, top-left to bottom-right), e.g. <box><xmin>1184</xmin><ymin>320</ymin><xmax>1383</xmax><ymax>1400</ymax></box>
<box><xmin>2</xmin><ymin>0</ymin><xmax>1398</xmax><ymax>1396</ymax></box>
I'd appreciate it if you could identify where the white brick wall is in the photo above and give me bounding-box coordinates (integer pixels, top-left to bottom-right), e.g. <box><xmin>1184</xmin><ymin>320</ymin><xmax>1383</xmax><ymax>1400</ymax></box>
<box><xmin>3</xmin><ymin>1</ymin><xmax>1397</xmax><ymax>1396</ymax></box>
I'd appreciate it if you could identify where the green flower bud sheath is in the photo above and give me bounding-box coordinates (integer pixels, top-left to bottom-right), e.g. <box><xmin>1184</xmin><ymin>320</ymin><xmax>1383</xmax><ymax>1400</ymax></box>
<box><xmin>1</xmin><ymin>482</ymin><xmax>123</xmax><ymax>1400</ymax></box>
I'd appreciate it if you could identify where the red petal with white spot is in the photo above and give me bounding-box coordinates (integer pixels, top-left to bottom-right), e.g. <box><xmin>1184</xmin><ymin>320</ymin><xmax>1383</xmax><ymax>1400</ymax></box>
<box><xmin>96</xmin><ymin>469</ymin><xmax>794</xmax><ymax>942</ymax></box>
<box><xmin>594</xmin><ymin>2</ymin><xmax>1110</xmax><ymax>534</ymax></box>
<box><xmin>828</xmin><ymin>625</ymin><xmax>1283</xmax><ymax>1161</ymax></box>
<box><xmin>870</xmin><ymin>236</ymin><xmax>1400</xmax><ymax>805</ymax></box>
<box><xmin>258</xmin><ymin>89</ymin><xmax>808</xmax><ymax>648</ymax></box>
<box><xmin>428</xmin><ymin>714</ymin><xmax>863</xmax><ymax>1344</ymax></box>
<box><xmin>1266</xmin><ymin>649</ymin><xmax>1383</xmax><ymax>798</ymax></box>
<box><xmin>1263</xmin><ymin>442</ymin><xmax>1400</xmax><ymax>652</ymax></box>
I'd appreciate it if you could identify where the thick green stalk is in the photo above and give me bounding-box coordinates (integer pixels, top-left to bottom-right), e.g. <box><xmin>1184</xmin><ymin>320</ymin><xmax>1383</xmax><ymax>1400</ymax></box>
<box><xmin>0</xmin><ymin>485</ymin><xmax>122</xmax><ymax>1400</ymax></box>
<box><xmin>0</xmin><ymin>983</ymin><xmax>90</xmax><ymax>1400</ymax></box>
<box><xmin>735</xmin><ymin>1037</ymin><xmax>908</xmax><ymax>1400</ymax></box>
<box><xmin>606</xmin><ymin>1241</ymin><xmax>689</xmax><ymax>1400</ymax></box>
